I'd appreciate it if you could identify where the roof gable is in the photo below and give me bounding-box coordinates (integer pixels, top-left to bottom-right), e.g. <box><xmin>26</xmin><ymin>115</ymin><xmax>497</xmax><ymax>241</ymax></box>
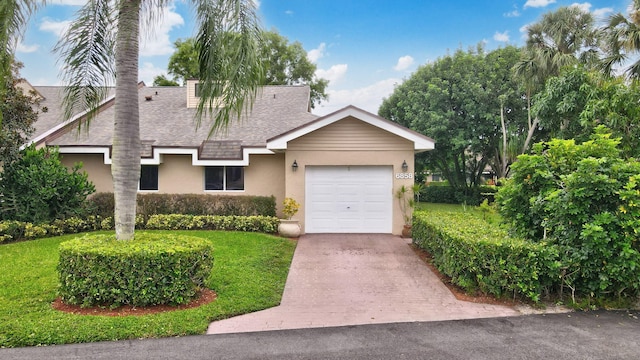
<box><xmin>266</xmin><ymin>105</ymin><xmax>435</xmax><ymax>152</ymax></box>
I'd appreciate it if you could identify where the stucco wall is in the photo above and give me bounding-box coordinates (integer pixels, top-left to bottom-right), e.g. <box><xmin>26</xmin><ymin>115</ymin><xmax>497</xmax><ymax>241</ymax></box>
<box><xmin>61</xmin><ymin>152</ymin><xmax>286</xmax><ymax>210</ymax></box>
<box><xmin>285</xmin><ymin>118</ymin><xmax>415</xmax><ymax>235</ymax></box>
<box><xmin>61</xmin><ymin>154</ymin><xmax>113</xmax><ymax>192</ymax></box>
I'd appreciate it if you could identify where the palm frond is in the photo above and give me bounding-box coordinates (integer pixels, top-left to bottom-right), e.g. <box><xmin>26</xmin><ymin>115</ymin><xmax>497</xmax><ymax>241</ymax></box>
<box><xmin>54</xmin><ymin>0</ymin><xmax>116</xmax><ymax>127</ymax></box>
<box><xmin>193</xmin><ymin>0</ymin><xmax>265</xmax><ymax>137</ymax></box>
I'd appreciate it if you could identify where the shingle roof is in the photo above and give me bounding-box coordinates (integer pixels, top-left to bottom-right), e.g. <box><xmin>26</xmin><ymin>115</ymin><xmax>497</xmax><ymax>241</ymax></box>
<box><xmin>31</xmin><ymin>85</ymin><xmax>317</xmax><ymax>160</ymax></box>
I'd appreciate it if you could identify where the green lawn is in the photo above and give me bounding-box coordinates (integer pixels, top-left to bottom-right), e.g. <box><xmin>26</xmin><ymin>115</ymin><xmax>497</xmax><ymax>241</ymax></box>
<box><xmin>416</xmin><ymin>202</ymin><xmax>502</xmax><ymax>224</ymax></box>
<box><xmin>0</xmin><ymin>230</ymin><xmax>296</xmax><ymax>348</ymax></box>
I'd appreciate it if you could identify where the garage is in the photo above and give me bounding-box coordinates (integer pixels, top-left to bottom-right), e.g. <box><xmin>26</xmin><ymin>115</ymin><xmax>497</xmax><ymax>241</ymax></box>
<box><xmin>305</xmin><ymin>165</ymin><xmax>393</xmax><ymax>233</ymax></box>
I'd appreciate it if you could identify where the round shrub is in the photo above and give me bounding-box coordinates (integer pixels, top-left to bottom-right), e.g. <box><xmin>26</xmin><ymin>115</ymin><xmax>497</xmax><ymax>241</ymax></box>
<box><xmin>57</xmin><ymin>233</ymin><xmax>214</xmax><ymax>308</ymax></box>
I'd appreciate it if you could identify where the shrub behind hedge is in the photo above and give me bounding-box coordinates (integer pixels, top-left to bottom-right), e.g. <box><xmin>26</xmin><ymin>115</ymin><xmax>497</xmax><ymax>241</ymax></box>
<box><xmin>422</xmin><ymin>185</ymin><xmax>497</xmax><ymax>205</ymax></box>
<box><xmin>58</xmin><ymin>233</ymin><xmax>214</xmax><ymax>307</ymax></box>
<box><xmin>412</xmin><ymin>211</ymin><xmax>560</xmax><ymax>302</ymax></box>
<box><xmin>88</xmin><ymin>193</ymin><xmax>276</xmax><ymax>218</ymax></box>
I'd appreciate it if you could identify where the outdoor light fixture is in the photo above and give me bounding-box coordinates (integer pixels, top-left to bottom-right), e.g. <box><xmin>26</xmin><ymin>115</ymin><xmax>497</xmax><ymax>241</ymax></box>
<box><xmin>401</xmin><ymin>160</ymin><xmax>408</xmax><ymax>172</ymax></box>
<box><xmin>292</xmin><ymin>160</ymin><xmax>298</xmax><ymax>171</ymax></box>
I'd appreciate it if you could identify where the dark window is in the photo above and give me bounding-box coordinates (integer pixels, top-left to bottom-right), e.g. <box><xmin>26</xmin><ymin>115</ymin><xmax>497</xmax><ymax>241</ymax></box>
<box><xmin>205</xmin><ymin>166</ymin><xmax>244</xmax><ymax>191</ymax></box>
<box><xmin>140</xmin><ymin>165</ymin><xmax>158</xmax><ymax>191</ymax></box>
<box><xmin>194</xmin><ymin>83</ymin><xmax>201</xmax><ymax>97</ymax></box>
<box><xmin>431</xmin><ymin>173</ymin><xmax>441</xmax><ymax>182</ymax></box>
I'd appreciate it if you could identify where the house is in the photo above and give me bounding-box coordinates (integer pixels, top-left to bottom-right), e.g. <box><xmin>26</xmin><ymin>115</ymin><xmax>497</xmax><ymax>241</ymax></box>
<box><xmin>24</xmin><ymin>80</ymin><xmax>435</xmax><ymax>235</ymax></box>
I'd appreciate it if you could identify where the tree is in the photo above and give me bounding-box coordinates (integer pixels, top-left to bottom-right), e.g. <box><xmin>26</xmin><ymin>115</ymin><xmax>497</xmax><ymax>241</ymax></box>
<box><xmin>513</xmin><ymin>6</ymin><xmax>602</xmax><ymax>151</ymax></box>
<box><xmin>0</xmin><ymin>62</ymin><xmax>39</xmax><ymax>165</ymax></box>
<box><xmin>0</xmin><ymin>0</ymin><xmax>43</xmax><ymax>124</ymax></box>
<box><xmin>602</xmin><ymin>0</ymin><xmax>640</xmax><ymax>81</ymax></box>
<box><xmin>379</xmin><ymin>46</ymin><xmax>526</xmax><ymax>190</ymax></box>
<box><xmin>54</xmin><ymin>0</ymin><xmax>264</xmax><ymax>240</ymax></box>
<box><xmin>152</xmin><ymin>74</ymin><xmax>179</xmax><ymax>86</ymax></box>
<box><xmin>166</xmin><ymin>30</ymin><xmax>329</xmax><ymax>108</ymax></box>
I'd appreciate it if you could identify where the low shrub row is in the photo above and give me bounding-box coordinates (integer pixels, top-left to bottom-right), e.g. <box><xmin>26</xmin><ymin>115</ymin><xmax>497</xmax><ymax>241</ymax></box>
<box><xmin>421</xmin><ymin>185</ymin><xmax>497</xmax><ymax>206</ymax></box>
<box><xmin>0</xmin><ymin>215</ymin><xmax>279</xmax><ymax>243</ymax></box>
<box><xmin>412</xmin><ymin>211</ymin><xmax>561</xmax><ymax>302</ymax></box>
<box><xmin>58</xmin><ymin>233</ymin><xmax>214</xmax><ymax>307</ymax></box>
<box><xmin>88</xmin><ymin>193</ymin><xmax>277</xmax><ymax>218</ymax></box>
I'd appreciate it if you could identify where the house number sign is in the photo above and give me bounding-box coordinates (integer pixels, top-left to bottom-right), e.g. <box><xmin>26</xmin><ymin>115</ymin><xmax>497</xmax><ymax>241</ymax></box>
<box><xmin>395</xmin><ymin>173</ymin><xmax>413</xmax><ymax>179</ymax></box>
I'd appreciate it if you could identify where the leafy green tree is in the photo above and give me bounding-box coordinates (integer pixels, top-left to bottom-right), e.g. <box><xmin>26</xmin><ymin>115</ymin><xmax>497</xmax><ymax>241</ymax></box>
<box><xmin>0</xmin><ymin>63</ymin><xmax>39</xmax><ymax>165</ymax></box>
<box><xmin>54</xmin><ymin>0</ymin><xmax>264</xmax><ymax>240</ymax></box>
<box><xmin>496</xmin><ymin>128</ymin><xmax>640</xmax><ymax>301</ymax></box>
<box><xmin>379</xmin><ymin>46</ymin><xmax>526</xmax><ymax>190</ymax></box>
<box><xmin>533</xmin><ymin>66</ymin><xmax>640</xmax><ymax>158</ymax></box>
<box><xmin>166</xmin><ymin>30</ymin><xmax>329</xmax><ymax>108</ymax></box>
<box><xmin>513</xmin><ymin>6</ymin><xmax>603</xmax><ymax>151</ymax></box>
<box><xmin>0</xmin><ymin>0</ymin><xmax>43</xmax><ymax>124</ymax></box>
<box><xmin>0</xmin><ymin>146</ymin><xmax>95</xmax><ymax>223</ymax></box>
<box><xmin>152</xmin><ymin>74</ymin><xmax>179</xmax><ymax>86</ymax></box>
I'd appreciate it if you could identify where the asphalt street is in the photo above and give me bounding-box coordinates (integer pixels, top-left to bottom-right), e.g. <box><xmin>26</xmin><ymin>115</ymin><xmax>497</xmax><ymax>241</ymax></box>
<box><xmin>1</xmin><ymin>310</ymin><xmax>639</xmax><ymax>359</ymax></box>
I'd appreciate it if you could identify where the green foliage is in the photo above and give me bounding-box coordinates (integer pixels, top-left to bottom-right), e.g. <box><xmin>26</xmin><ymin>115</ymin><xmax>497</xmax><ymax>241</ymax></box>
<box><xmin>0</xmin><ymin>231</ymin><xmax>295</xmax><ymax>347</ymax></box>
<box><xmin>497</xmin><ymin>128</ymin><xmax>640</xmax><ymax>301</ymax></box>
<box><xmin>144</xmin><ymin>214</ymin><xmax>279</xmax><ymax>233</ymax></box>
<box><xmin>88</xmin><ymin>193</ymin><xmax>276</xmax><ymax>219</ymax></box>
<box><xmin>379</xmin><ymin>45</ymin><xmax>527</xmax><ymax>189</ymax></box>
<box><xmin>167</xmin><ymin>30</ymin><xmax>329</xmax><ymax>108</ymax></box>
<box><xmin>281</xmin><ymin>197</ymin><xmax>300</xmax><ymax>220</ymax></box>
<box><xmin>152</xmin><ymin>74</ymin><xmax>180</xmax><ymax>86</ymax></box>
<box><xmin>0</xmin><ymin>146</ymin><xmax>95</xmax><ymax>223</ymax></box>
<box><xmin>0</xmin><ymin>63</ymin><xmax>39</xmax><ymax>164</ymax></box>
<box><xmin>422</xmin><ymin>185</ymin><xmax>497</xmax><ymax>206</ymax></box>
<box><xmin>412</xmin><ymin>210</ymin><xmax>560</xmax><ymax>302</ymax></box>
<box><xmin>58</xmin><ymin>233</ymin><xmax>214</xmax><ymax>307</ymax></box>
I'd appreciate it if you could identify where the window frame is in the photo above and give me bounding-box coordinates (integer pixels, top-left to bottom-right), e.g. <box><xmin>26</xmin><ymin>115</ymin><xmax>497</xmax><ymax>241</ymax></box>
<box><xmin>139</xmin><ymin>165</ymin><xmax>159</xmax><ymax>192</ymax></box>
<box><xmin>204</xmin><ymin>166</ymin><xmax>245</xmax><ymax>192</ymax></box>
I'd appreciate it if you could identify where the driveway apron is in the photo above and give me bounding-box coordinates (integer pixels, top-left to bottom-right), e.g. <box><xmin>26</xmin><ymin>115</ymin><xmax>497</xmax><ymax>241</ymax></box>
<box><xmin>207</xmin><ymin>234</ymin><xmax>520</xmax><ymax>334</ymax></box>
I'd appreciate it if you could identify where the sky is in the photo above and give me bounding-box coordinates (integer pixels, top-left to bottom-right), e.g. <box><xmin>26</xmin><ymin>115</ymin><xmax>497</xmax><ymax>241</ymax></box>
<box><xmin>17</xmin><ymin>0</ymin><xmax>631</xmax><ymax>116</ymax></box>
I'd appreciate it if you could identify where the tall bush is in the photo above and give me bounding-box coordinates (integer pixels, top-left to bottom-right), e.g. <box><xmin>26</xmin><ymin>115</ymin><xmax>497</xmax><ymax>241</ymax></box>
<box><xmin>0</xmin><ymin>146</ymin><xmax>95</xmax><ymax>223</ymax></box>
<box><xmin>496</xmin><ymin>127</ymin><xmax>640</xmax><ymax>301</ymax></box>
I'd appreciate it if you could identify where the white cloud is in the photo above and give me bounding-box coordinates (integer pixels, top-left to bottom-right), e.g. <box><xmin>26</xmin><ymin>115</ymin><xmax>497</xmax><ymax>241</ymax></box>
<box><xmin>312</xmin><ymin>78</ymin><xmax>400</xmax><ymax>116</ymax></box>
<box><xmin>285</xmin><ymin>10</ymin><xmax>294</xmax><ymax>16</ymax></box>
<box><xmin>393</xmin><ymin>55</ymin><xmax>414</xmax><ymax>71</ymax></box>
<box><xmin>140</xmin><ymin>6</ymin><xmax>184</xmax><ymax>57</ymax></box>
<box><xmin>493</xmin><ymin>31</ymin><xmax>510</xmax><ymax>42</ymax></box>
<box><xmin>593</xmin><ymin>7</ymin><xmax>614</xmax><ymax>19</ymax></box>
<box><xmin>139</xmin><ymin>62</ymin><xmax>166</xmax><ymax>85</ymax></box>
<box><xmin>504</xmin><ymin>9</ymin><xmax>521</xmax><ymax>17</ymax></box>
<box><xmin>39</xmin><ymin>18</ymin><xmax>71</xmax><ymax>37</ymax></box>
<box><xmin>17</xmin><ymin>43</ymin><xmax>39</xmax><ymax>53</ymax></box>
<box><xmin>524</xmin><ymin>0</ymin><xmax>556</xmax><ymax>8</ymax></box>
<box><xmin>307</xmin><ymin>43</ymin><xmax>326</xmax><ymax>63</ymax></box>
<box><xmin>316</xmin><ymin>64</ymin><xmax>348</xmax><ymax>84</ymax></box>
<box><xmin>569</xmin><ymin>2</ymin><xmax>591</xmax><ymax>12</ymax></box>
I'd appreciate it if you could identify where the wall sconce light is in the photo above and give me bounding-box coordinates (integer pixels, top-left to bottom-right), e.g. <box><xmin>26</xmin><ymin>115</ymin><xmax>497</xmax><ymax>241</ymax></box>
<box><xmin>401</xmin><ymin>160</ymin><xmax>408</xmax><ymax>172</ymax></box>
<box><xmin>292</xmin><ymin>160</ymin><xmax>298</xmax><ymax>171</ymax></box>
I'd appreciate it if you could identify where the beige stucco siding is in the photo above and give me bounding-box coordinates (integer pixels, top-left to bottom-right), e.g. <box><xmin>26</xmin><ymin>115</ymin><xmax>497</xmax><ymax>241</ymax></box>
<box><xmin>61</xmin><ymin>152</ymin><xmax>285</xmax><ymax>208</ymax></box>
<box><xmin>61</xmin><ymin>154</ymin><xmax>113</xmax><ymax>193</ymax></box>
<box><xmin>285</xmin><ymin>118</ymin><xmax>415</xmax><ymax>235</ymax></box>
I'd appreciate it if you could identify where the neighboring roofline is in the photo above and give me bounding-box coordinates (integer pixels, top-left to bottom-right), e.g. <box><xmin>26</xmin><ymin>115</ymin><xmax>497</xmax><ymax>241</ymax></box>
<box><xmin>266</xmin><ymin>105</ymin><xmax>435</xmax><ymax>152</ymax></box>
<box><xmin>57</xmin><ymin>145</ymin><xmax>274</xmax><ymax>166</ymax></box>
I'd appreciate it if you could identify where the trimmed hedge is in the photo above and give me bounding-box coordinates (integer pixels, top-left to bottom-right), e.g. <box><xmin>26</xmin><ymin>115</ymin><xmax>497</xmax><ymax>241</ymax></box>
<box><xmin>58</xmin><ymin>233</ymin><xmax>214</xmax><ymax>307</ymax></box>
<box><xmin>0</xmin><ymin>215</ymin><xmax>279</xmax><ymax>244</ymax></box>
<box><xmin>412</xmin><ymin>211</ymin><xmax>560</xmax><ymax>302</ymax></box>
<box><xmin>422</xmin><ymin>185</ymin><xmax>497</xmax><ymax>205</ymax></box>
<box><xmin>88</xmin><ymin>193</ymin><xmax>276</xmax><ymax>218</ymax></box>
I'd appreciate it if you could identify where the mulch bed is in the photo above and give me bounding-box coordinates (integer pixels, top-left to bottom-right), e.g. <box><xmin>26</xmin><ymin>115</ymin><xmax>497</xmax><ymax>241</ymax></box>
<box><xmin>51</xmin><ymin>289</ymin><xmax>217</xmax><ymax>316</ymax></box>
<box><xmin>410</xmin><ymin>244</ymin><xmax>520</xmax><ymax>307</ymax></box>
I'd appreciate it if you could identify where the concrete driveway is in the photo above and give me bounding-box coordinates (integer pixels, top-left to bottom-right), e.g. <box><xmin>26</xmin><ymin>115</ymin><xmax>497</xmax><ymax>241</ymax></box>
<box><xmin>207</xmin><ymin>234</ymin><xmax>520</xmax><ymax>334</ymax></box>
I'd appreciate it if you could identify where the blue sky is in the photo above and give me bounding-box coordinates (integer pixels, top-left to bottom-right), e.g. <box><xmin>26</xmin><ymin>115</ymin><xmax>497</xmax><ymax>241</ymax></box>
<box><xmin>18</xmin><ymin>0</ymin><xmax>630</xmax><ymax>115</ymax></box>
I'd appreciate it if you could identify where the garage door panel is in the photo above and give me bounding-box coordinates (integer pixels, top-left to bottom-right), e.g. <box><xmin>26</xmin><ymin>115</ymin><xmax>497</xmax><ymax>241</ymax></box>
<box><xmin>306</xmin><ymin>166</ymin><xmax>392</xmax><ymax>233</ymax></box>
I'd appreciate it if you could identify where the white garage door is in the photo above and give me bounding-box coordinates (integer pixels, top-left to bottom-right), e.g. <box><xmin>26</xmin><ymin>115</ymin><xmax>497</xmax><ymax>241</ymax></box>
<box><xmin>305</xmin><ymin>166</ymin><xmax>392</xmax><ymax>233</ymax></box>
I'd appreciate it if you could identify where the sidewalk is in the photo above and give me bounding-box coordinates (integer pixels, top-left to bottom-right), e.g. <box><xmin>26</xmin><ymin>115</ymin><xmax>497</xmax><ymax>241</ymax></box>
<box><xmin>207</xmin><ymin>234</ymin><xmax>520</xmax><ymax>334</ymax></box>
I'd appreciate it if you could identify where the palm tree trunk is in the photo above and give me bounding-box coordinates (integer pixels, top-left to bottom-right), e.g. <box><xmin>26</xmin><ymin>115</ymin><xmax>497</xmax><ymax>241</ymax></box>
<box><xmin>112</xmin><ymin>0</ymin><xmax>140</xmax><ymax>240</ymax></box>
